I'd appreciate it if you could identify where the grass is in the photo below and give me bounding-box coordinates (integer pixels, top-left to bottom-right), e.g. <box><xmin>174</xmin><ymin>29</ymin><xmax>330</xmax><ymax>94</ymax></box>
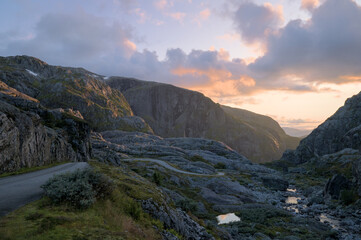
<box><xmin>0</xmin><ymin>161</ymin><xmax>165</xmax><ymax>240</ymax></box>
<box><xmin>0</xmin><ymin>161</ymin><xmax>70</xmax><ymax>178</ymax></box>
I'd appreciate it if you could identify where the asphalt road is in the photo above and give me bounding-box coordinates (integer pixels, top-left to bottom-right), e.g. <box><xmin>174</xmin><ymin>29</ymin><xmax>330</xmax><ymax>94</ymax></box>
<box><xmin>0</xmin><ymin>162</ymin><xmax>89</xmax><ymax>217</ymax></box>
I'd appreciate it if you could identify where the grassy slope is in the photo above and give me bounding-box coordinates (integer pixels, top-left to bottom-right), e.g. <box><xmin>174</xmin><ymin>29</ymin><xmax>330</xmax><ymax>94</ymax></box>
<box><xmin>0</xmin><ymin>161</ymin><xmax>165</xmax><ymax>240</ymax></box>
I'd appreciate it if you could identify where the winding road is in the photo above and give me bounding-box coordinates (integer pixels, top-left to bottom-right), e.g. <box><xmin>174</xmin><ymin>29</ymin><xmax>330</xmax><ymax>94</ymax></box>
<box><xmin>0</xmin><ymin>162</ymin><xmax>88</xmax><ymax>217</ymax></box>
<box><xmin>124</xmin><ymin>158</ymin><xmax>225</xmax><ymax>176</ymax></box>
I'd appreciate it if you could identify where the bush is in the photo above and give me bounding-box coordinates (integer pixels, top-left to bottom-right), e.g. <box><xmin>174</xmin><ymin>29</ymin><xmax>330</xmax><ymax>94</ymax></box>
<box><xmin>42</xmin><ymin>168</ymin><xmax>114</xmax><ymax>209</ymax></box>
<box><xmin>190</xmin><ymin>155</ymin><xmax>207</xmax><ymax>163</ymax></box>
<box><xmin>340</xmin><ymin>189</ymin><xmax>359</xmax><ymax>205</ymax></box>
<box><xmin>176</xmin><ymin>199</ymin><xmax>198</xmax><ymax>212</ymax></box>
<box><xmin>152</xmin><ymin>171</ymin><xmax>163</xmax><ymax>186</ymax></box>
<box><xmin>214</xmin><ymin>162</ymin><xmax>226</xmax><ymax>169</ymax></box>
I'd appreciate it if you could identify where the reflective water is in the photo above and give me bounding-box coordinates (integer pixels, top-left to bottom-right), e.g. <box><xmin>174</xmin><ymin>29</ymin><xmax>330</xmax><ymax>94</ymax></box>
<box><xmin>217</xmin><ymin>213</ymin><xmax>241</xmax><ymax>225</ymax></box>
<box><xmin>286</xmin><ymin>196</ymin><xmax>300</xmax><ymax>204</ymax></box>
<box><xmin>319</xmin><ymin>213</ymin><xmax>341</xmax><ymax>230</ymax></box>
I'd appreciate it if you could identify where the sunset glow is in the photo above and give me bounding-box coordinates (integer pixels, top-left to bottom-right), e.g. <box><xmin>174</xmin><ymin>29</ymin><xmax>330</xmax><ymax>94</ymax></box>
<box><xmin>1</xmin><ymin>0</ymin><xmax>361</xmax><ymax>131</ymax></box>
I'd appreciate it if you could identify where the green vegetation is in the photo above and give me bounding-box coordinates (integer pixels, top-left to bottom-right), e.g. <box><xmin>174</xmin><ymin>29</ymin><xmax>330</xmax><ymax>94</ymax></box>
<box><xmin>175</xmin><ymin>198</ymin><xmax>198</xmax><ymax>212</ymax></box>
<box><xmin>0</xmin><ymin>161</ymin><xmax>166</xmax><ymax>240</ymax></box>
<box><xmin>0</xmin><ymin>161</ymin><xmax>69</xmax><ymax>178</ymax></box>
<box><xmin>42</xmin><ymin>168</ymin><xmax>114</xmax><ymax>208</ymax></box>
<box><xmin>189</xmin><ymin>155</ymin><xmax>209</xmax><ymax>164</ymax></box>
<box><xmin>152</xmin><ymin>171</ymin><xmax>163</xmax><ymax>186</ymax></box>
<box><xmin>340</xmin><ymin>189</ymin><xmax>359</xmax><ymax>205</ymax></box>
<box><xmin>214</xmin><ymin>162</ymin><xmax>226</xmax><ymax>169</ymax></box>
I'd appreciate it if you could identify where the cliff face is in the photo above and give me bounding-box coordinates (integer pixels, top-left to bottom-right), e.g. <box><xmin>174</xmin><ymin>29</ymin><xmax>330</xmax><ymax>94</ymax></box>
<box><xmin>282</xmin><ymin>91</ymin><xmax>361</xmax><ymax>164</ymax></box>
<box><xmin>107</xmin><ymin>77</ymin><xmax>299</xmax><ymax>162</ymax></box>
<box><xmin>0</xmin><ymin>80</ymin><xmax>91</xmax><ymax>173</ymax></box>
<box><xmin>0</xmin><ymin>56</ymin><xmax>152</xmax><ymax>133</ymax></box>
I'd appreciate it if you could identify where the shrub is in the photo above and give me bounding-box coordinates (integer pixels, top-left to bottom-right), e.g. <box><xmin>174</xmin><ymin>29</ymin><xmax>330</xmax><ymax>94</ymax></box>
<box><xmin>42</xmin><ymin>168</ymin><xmax>114</xmax><ymax>209</ymax></box>
<box><xmin>340</xmin><ymin>189</ymin><xmax>359</xmax><ymax>205</ymax></box>
<box><xmin>176</xmin><ymin>199</ymin><xmax>198</xmax><ymax>212</ymax></box>
<box><xmin>214</xmin><ymin>162</ymin><xmax>226</xmax><ymax>169</ymax></box>
<box><xmin>152</xmin><ymin>171</ymin><xmax>163</xmax><ymax>186</ymax></box>
<box><xmin>190</xmin><ymin>155</ymin><xmax>207</xmax><ymax>163</ymax></box>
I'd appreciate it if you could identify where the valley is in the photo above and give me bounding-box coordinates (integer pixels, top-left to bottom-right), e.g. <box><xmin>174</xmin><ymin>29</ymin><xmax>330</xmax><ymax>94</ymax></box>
<box><xmin>0</xmin><ymin>56</ymin><xmax>360</xmax><ymax>240</ymax></box>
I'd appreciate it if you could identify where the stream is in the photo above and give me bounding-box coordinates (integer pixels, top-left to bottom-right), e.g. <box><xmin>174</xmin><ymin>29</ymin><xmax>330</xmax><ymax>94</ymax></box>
<box><xmin>283</xmin><ymin>186</ymin><xmax>360</xmax><ymax>239</ymax></box>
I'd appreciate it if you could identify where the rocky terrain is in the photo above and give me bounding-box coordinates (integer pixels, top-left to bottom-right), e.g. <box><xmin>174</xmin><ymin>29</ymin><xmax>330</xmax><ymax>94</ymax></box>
<box><xmin>0</xmin><ymin>80</ymin><xmax>91</xmax><ymax>173</ymax></box>
<box><xmin>2</xmin><ymin>55</ymin><xmax>359</xmax><ymax>239</ymax></box>
<box><xmin>268</xmin><ymin>92</ymin><xmax>361</xmax><ymax>239</ymax></box>
<box><xmin>0</xmin><ymin>56</ymin><xmax>152</xmax><ymax>133</ymax></box>
<box><xmin>90</xmin><ymin>130</ymin><xmax>340</xmax><ymax>239</ymax></box>
<box><xmin>107</xmin><ymin>77</ymin><xmax>299</xmax><ymax>163</ymax></box>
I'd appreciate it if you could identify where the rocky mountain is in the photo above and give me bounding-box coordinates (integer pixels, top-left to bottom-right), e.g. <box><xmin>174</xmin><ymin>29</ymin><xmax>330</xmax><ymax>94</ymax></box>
<box><xmin>0</xmin><ymin>80</ymin><xmax>91</xmax><ymax>173</ymax></box>
<box><xmin>0</xmin><ymin>56</ymin><xmax>152</xmax><ymax>133</ymax></box>
<box><xmin>107</xmin><ymin>77</ymin><xmax>299</xmax><ymax>162</ymax></box>
<box><xmin>282</xmin><ymin>91</ymin><xmax>361</xmax><ymax>164</ymax></box>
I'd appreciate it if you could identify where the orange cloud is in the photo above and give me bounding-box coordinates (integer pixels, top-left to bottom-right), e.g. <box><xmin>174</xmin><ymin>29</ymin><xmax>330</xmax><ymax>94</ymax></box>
<box><xmin>301</xmin><ymin>0</ymin><xmax>319</xmax><ymax>11</ymax></box>
<box><xmin>339</xmin><ymin>75</ymin><xmax>361</xmax><ymax>82</ymax></box>
<box><xmin>171</xmin><ymin>67</ymin><xmax>256</xmax><ymax>98</ymax></box>
<box><xmin>199</xmin><ymin>8</ymin><xmax>210</xmax><ymax>20</ymax></box>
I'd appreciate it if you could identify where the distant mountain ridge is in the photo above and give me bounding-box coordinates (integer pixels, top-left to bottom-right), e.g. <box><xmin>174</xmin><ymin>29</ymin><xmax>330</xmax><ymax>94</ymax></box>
<box><xmin>282</xmin><ymin>127</ymin><xmax>312</xmax><ymax>138</ymax></box>
<box><xmin>107</xmin><ymin>77</ymin><xmax>300</xmax><ymax>162</ymax></box>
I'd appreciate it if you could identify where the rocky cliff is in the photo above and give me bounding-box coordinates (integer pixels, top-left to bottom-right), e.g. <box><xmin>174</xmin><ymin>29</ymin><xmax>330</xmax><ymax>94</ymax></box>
<box><xmin>282</xmin><ymin>91</ymin><xmax>361</xmax><ymax>164</ymax></box>
<box><xmin>107</xmin><ymin>77</ymin><xmax>299</xmax><ymax>162</ymax></box>
<box><xmin>0</xmin><ymin>56</ymin><xmax>152</xmax><ymax>133</ymax></box>
<box><xmin>0</xmin><ymin>80</ymin><xmax>91</xmax><ymax>173</ymax></box>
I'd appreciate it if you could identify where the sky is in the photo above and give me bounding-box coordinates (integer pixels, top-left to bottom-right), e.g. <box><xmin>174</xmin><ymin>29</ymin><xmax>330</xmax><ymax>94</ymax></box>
<box><xmin>1</xmin><ymin>0</ymin><xmax>361</xmax><ymax>130</ymax></box>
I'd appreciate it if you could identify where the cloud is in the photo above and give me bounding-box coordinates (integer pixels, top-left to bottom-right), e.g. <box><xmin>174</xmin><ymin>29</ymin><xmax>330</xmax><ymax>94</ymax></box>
<box><xmin>249</xmin><ymin>0</ymin><xmax>361</xmax><ymax>85</ymax></box>
<box><xmin>0</xmin><ymin>12</ymin><xmax>136</xmax><ymax>66</ymax></box>
<box><xmin>193</xmin><ymin>8</ymin><xmax>211</xmax><ymax>26</ymax></box>
<box><xmin>154</xmin><ymin>0</ymin><xmax>172</xmax><ymax>10</ymax></box>
<box><xmin>301</xmin><ymin>0</ymin><xmax>320</xmax><ymax>12</ymax></box>
<box><xmin>166</xmin><ymin>12</ymin><xmax>186</xmax><ymax>22</ymax></box>
<box><xmin>233</xmin><ymin>2</ymin><xmax>284</xmax><ymax>44</ymax></box>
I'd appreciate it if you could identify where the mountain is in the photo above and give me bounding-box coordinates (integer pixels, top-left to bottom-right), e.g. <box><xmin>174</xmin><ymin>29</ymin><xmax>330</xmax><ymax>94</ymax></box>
<box><xmin>0</xmin><ymin>56</ymin><xmax>152</xmax><ymax>133</ymax></box>
<box><xmin>107</xmin><ymin>77</ymin><xmax>300</xmax><ymax>162</ymax></box>
<box><xmin>0</xmin><ymin>80</ymin><xmax>91</xmax><ymax>173</ymax></box>
<box><xmin>282</xmin><ymin>127</ymin><xmax>312</xmax><ymax>138</ymax></box>
<box><xmin>282</xmin><ymin>91</ymin><xmax>361</xmax><ymax>164</ymax></box>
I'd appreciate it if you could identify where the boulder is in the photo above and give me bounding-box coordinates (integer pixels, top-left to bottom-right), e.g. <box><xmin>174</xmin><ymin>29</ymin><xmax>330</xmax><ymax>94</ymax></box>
<box><xmin>323</xmin><ymin>174</ymin><xmax>350</xmax><ymax>199</ymax></box>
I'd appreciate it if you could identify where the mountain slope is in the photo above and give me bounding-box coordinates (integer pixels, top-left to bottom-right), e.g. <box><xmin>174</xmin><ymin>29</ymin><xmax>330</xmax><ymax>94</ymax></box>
<box><xmin>0</xmin><ymin>56</ymin><xmax>152</xmax><ymax>133</ymax></box>
<box><xmin>282</xmin><ymin>91</ymin><xmax>361</xmax><ymax>164</ymax></box>
<box><xmin>222</xmin><ymin>105</ymin><xmax>300</xmax><ymax>152</ymax></box>
<box><xmin>107</xmin><ymin>77</ymin><xmax>299</xmax><ymax>162</ymax></box>
<box><xmin>0</xmin><ymin>80</ymin><xmax>91</xmax><ymax>173</ymax></box>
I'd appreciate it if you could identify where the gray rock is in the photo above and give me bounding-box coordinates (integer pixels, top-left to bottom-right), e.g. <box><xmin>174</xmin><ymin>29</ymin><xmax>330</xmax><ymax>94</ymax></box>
<box><xmin>282</xmin><ymin>91</ymin><xmax>361</xmax><ymax>164</ymax></box>
<box><xmin>261</xmin><ymin>175</ymin><xmax>289</xmax><ymax>191</ymax></box>
<box><xmin>107</xmin><ymin>77</ymin><xmax>299</xmax><ymax>163</ymax></box>
<box><xmin>0</xmin><ymin>55</ymin><xmax>153</xmax><ymax>133</ymax></box>
<box><xmin>324</xmin><ymin>174</ymin><xmax>350</xmax><ymax>199</ymax></box>
<box><xmin>0</xmin><ymin>81</ymin><xmax>91</xmax><ymax>173</ymax></box>
<box><xmin>141</xmin><ymin>199</ymin><xmax>215</xmax><ymax>240</ymax></box>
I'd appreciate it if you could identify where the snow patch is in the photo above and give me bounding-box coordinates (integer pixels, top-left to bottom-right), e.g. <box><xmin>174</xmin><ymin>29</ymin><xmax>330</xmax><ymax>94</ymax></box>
<box><xmin>26</xmin><ymin>69</ymin><xmax>38</xmax><ymax>77</ymax></box>
<box><xmin>103</xmin><ymin>76</ymin><xmax>109</xmax><ymax>80</ymax></box>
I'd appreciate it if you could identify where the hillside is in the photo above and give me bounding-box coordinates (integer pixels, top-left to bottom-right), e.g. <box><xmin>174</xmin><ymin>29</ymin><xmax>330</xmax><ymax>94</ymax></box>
<box><xmin>0</xmin><ymin>56</ymin><xmax>152</xmax><ymax>133</ymax></box>
<box><xmin>107</xmin><ymin>77</ymin><xmax>299</xmax><ymax>162</ymax></box>
<box><xmin>282</xmin><ymin>91</ymin><xmax>361</xmax><ymax>164</ymax></box>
